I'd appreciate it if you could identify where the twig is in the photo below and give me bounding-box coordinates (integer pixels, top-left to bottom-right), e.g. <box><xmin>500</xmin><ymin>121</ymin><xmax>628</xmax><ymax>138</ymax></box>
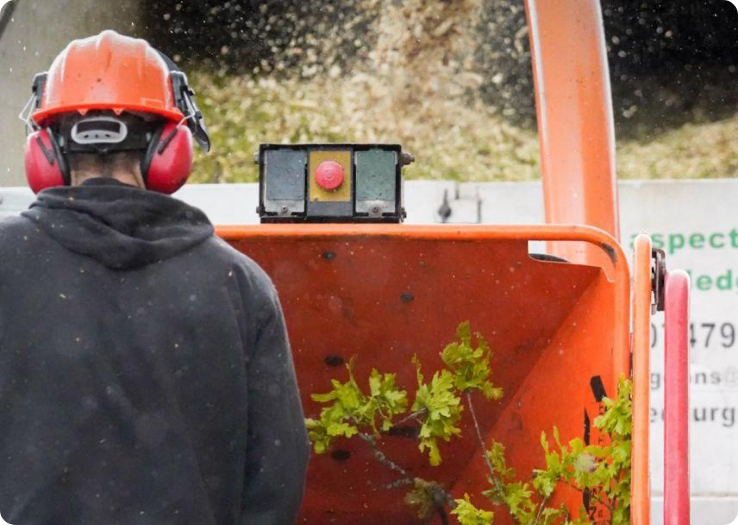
<box><xmin>465</xmin><ymin>391</ymin><xmax>506</xmax><ymax>498</ymax></box>
<box><xmin>439</xmin><ymin>506</ymin><xmax>449</xmax><ymax>525</ymax></box>
<box><xmin>394</xmin><ymin>407</ymin><xmax>428</xmax><ymax>426</ymax></box>
<box><xmin>533</xmin><ymin>495</ymin><xmax>549</xmax><ymax>525</ymax></box>
<box><xmin>356</xmin><ymin>430</ymin><xmax>456</xmax><ymax>519</ymax></box>
<box><xmin>357</xmin><ymin>431</ymin><xmax>412</xmax><ymax>481</ymax></box>
<box><xmin>386</xmin><ymin>478</ymin><xmax>414</xmax><ymax>490</ymax></box>
<box><xmin>563</xmin><ymin>480</ymin><xmax>609</xmax><ymax>509</ymax></box>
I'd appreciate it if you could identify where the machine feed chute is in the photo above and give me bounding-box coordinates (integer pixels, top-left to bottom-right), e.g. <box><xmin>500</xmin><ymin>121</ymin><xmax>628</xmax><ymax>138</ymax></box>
<box><xmin>218</xmin><ymin>224</ymin><xmax>633</xmax><ymax>525</ymax></box>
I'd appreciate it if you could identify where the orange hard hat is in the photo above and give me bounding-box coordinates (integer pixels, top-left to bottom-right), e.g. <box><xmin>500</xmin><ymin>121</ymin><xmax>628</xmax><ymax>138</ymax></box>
<box><xmin>31</xmin><ymin>30</ymin><xmax>185</xmax><ymax>125</ymax></box>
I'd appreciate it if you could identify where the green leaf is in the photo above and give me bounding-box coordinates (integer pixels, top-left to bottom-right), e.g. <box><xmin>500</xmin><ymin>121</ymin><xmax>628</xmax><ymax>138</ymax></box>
<box><xmin>539</xmin><ymin>506</ymin><xmax>566</xmax><ymax>525</ymax></box>
<box><xmin>305</xmin><ymin>356</ymin><xmax>407</xmax><ymax>451</ymax></box>
<box><xmin>532</xmin><ymin>469</ymin><xmax>556</xmax><ymax>498</ymax></box>
<box><xmin>456</xmin><ymin>321</ymin><xmax>472</xmax><ymax>344</ymax></box>
<box><xmin>412</xmin><ymin>366</ymin><xmax>463</xmax><ymax>466</ymax></box>
<box><xmin>311</xmin><ymin>391</ymin><xmax>337</xmax><ymax>403</ymax></box>
<box><xmin>422</xmin><ymin>438</ymin><xmax>443</xmax><ymax>467</ymax></box>
<box><xmin>451</xmin><ymin>494</ymin><xmax>495</xmax><ymax>525</ymax></box>
<box><xmin>440</xmin><ymin>322</ymin><xmax>502</xmax><ymax>399</ymax></box>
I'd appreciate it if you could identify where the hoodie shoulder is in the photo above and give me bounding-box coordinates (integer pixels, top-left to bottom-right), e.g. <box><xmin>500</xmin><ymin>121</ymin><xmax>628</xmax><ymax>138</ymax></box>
<box><xmin>199</xmin><ymin>235</ymin><xmax>278</xmax><ymax>297</ymax></box>
<box><xmin>0</xmin><ymin>215</ymin><xmax>47</xmax><ymax>252</ymax></box>
<box><xmin>196</xmin><ymin>236</ymin><xmax>282</xmax><ymax>345</ymax></box>
<box><xmin>0</xmin><ymin>215</ymin><xmax>53</xmax><ymax>278</ymax></box>
<box><xmin>0</xmin><ymin>214</ymin><xmax>39</xmax><ymax>235</ymax></box>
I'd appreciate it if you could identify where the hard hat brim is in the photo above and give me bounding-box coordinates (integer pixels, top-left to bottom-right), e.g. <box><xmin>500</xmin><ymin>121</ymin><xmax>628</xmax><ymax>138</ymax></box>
<box><xmin>32</xmin><ymin>104</ymin><xmax>184</xmax><ymax>126</ymax></box>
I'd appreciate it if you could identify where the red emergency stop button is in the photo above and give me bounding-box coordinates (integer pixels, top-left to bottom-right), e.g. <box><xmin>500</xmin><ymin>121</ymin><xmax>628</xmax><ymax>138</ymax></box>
<box><xmin>315</xmin><ymin>160</ymin><xmax>345</xmax><ymax>191</ymax></box>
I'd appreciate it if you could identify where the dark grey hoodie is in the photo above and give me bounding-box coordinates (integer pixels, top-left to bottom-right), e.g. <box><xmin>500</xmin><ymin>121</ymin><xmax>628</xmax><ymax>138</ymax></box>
<box><xmin>0</xmin><ymin>178</ymin><xmax>309</xmax><ymax>525</ymax></box>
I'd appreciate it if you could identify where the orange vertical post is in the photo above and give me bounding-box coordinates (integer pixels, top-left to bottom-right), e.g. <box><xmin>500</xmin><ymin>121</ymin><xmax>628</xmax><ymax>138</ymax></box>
<box><xmin>632</xmin><ymin>235</ymin><xmax>653</xmax><ymax>525</ymax></box>
<box><xmin>524</xmin><ymin>0</ymin><xmax>620</xmax><ymax>266</ymax></box>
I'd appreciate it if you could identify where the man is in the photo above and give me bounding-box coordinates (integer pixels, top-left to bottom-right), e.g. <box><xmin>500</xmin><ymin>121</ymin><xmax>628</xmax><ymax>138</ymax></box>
<box><xmin>0</xmin><ymin>30</ymin><xmax>309</xmax><ymax>525</ymax></box>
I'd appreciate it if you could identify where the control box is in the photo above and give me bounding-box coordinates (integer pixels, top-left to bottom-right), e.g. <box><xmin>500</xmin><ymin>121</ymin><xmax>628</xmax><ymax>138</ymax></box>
<box><xmin>256</xmin><ymin>143</ymin><xmax>410</xmax><ymax>223</ymax></box>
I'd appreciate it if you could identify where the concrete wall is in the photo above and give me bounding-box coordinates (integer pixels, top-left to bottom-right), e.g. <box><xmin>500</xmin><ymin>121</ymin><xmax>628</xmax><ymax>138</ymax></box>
<box><xmin>0</xmin><ymin>0</ymin><xmax>141</xmax><ymax>186</ymax></box>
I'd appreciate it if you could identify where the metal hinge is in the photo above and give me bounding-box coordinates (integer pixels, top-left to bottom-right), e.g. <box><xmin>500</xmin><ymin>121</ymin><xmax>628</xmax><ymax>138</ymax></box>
<box><xmin>651</xmin><ymin>248</ymin><xmax>666</xmax><ymax>312</ymax></box>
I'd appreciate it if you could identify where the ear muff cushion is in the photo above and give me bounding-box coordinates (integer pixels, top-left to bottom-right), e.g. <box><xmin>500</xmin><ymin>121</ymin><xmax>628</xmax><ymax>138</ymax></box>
<box><xmin>142</xmin><ymin>122</ymin><xmax>193</xmax><ymax>195</ymax></box>
<box><xmin>24</xmin><ymin>128</ymin><xmax>68</xmax><ymax>194</ymax></box>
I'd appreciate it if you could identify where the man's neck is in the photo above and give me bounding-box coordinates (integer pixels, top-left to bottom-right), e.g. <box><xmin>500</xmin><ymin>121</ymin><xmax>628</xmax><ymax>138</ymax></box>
<box><xmin>71</xmin><ymin>172</ymin><xmax>144</xmax><ymax>189</ymax></box>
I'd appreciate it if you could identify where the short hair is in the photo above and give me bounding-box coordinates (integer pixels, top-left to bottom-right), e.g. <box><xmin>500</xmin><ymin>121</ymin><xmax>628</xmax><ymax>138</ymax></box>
<box><xmin>68</xmin><ymin>150</ymin><xmax>142</xmax><ymax>178</ymax></box>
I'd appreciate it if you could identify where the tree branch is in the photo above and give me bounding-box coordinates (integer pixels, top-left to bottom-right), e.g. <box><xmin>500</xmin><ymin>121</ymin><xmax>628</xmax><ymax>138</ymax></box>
<box><xmin>356</xmin><ymin>430</ymin><xmax>456</xmax><ymax>521</ymax></box>
<box><xmin>394</xmin><ymin>407</ymin><xmax>428</xmax><ymax>426</ymax></box>
<box><xmin>533</xmin><ymin>495</ymin><xmax>550</xmax><ymax>525</ymax></box>
<box><xmin>386</xmin><ymin>478</ymin><xmax>414</xmax><ymax>490</ymax></box>
<box><xmin>439</xmin><ymin>506</ymin><xmax>449</xmax><ymax>525</ymax></box>
<box><xmin>562</xmin><ymin>480</ymin><xmax>609</xmax><ymax>509</ymax></box>
<box><xmin>357</xmin><ymin>431</ymin><xmax>413</xmax><ymax>482</ymax></box>
<box><xmin>465</xmin><ymin>391</ymin><xmax>506</xmax><ymax>498</ymax></box>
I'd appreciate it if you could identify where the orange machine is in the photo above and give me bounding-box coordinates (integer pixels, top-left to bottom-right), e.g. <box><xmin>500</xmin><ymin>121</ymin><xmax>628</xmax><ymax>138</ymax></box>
<box><xmin>217</xmin><ymin>0</ymin><xmax>690</xmax><ymax>523</ymax></box>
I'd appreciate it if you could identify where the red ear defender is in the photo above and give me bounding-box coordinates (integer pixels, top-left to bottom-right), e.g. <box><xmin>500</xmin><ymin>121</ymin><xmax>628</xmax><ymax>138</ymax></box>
<box><xmin>24</xmin><ymin>128</ymin><xmax>69</xmax><ymax>194</ymax></box>
<box><xmin>142</xmin><ymin>122</ymin><xmax>193</xmax><ymax>194</ymax></box>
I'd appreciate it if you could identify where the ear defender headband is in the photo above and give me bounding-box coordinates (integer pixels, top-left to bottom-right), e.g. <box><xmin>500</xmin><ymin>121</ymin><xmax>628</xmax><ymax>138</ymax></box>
<box><xmin>20</xmin><ymin>56</ymin><xmax>209</xmax><ymax>195</ymax></box>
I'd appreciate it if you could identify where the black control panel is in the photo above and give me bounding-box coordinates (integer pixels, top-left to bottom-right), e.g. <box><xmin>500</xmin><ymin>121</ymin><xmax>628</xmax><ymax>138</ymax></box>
<box><xmin>256</xmin><ymin>143</ymin><xmax>411</xmax><ymax>223</ymax></box>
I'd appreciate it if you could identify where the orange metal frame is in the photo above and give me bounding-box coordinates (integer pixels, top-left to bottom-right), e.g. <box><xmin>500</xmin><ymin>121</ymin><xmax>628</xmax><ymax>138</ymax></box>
<box><xmin>524</xmin><ymin>0</ymin><xmax>620</xmax><ymax>266</ymax></box>
<box><xmin>631</xmin><ymin>235</ymin><xmax>653</xmax><ymax>525</ymax></box>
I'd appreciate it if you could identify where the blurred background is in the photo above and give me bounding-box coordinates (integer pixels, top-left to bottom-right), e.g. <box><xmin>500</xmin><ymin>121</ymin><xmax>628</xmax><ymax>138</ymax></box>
<box><xmin>1</xmin><ymin>0</ymin><xmax>737</xmax><ymax>186</ymax></box>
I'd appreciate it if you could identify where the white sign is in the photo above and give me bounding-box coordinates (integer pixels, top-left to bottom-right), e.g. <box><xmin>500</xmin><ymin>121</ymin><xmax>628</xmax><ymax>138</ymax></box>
<box><xmin>619</xmin><ymin>182</ymin><xmax>738</xmax><ymax>525</ymax></box>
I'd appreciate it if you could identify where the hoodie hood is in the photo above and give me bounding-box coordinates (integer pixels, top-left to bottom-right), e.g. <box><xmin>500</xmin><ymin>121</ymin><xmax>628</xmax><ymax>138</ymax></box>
<box><xmin>22</xmin><ymin>178</ymin><xmax>214</xmax><ymax>270</ymax></box>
